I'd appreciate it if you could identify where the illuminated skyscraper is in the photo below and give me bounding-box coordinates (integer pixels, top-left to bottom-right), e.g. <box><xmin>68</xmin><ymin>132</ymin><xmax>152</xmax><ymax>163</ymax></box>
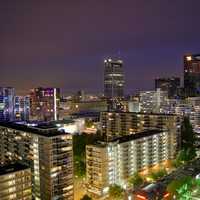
<box><xmin>104</xmin><ymin>58</ymin><xmax>125</xmax><ymax>99</ymax></box>
<box><xmin>0</xmin><ymin>87</ymin><xmax>15</xmax><ymax>121</ymax></box>
<box><xmin>30</xmin><ymin>87</ymin><xmax>60</xmax><ymax>121</ymax></box>
<box><xmin>184</xmin><ymin>54</ymin><xmax>200</xmax><ymax>97</ymax></box>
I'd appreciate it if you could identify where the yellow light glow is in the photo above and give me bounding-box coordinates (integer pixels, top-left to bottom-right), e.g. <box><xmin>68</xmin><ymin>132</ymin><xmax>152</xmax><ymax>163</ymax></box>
<box><xmin>186</xmin><ymin>56</ymin><xmax>192</xmax><ymax>61</ymax></box>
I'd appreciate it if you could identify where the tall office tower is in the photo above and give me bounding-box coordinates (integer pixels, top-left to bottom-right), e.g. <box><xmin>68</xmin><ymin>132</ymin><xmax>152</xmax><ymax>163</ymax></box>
<box><xmin>139</xmin><ymin>89</ymin><xmax>168</xmax><ymax>113</ymax></box>
<box><xmin>0</xmin><ymin>87</ymin><xmax>15</xmax><ymax>121</ymax></box>
<box><xmin>14</xmin><ymin>96</ymin><xmax>30</xmax><ymax>121</ymax></box>
<box><xmin>184</xmin><ymin>54</ymin><xmax>200</xmax><ymax>97</ymax></box>
<box><xmin>30</xmin><ymin>87</ymin><xmax>60</xmax><ymax>121</ymax></box>
<box><xmin>155</xmin><ymin>77</ymin><xmax>180</xmax><ymax>98</ymax></box>
<box><xmin>0</xmin><ymin>122</ymin><xmax>74</xmax><ymax>200</ymax></box>
<box><xmin>86</xmin><ymin>129</ymin><xmax>177</xmax><ymax>197</ymax></box>
<box><xmin>104</xmin><ymin>58</ymin><xmax>125</xmax><ymax>99</ymax></box>
<box><xmin>0</xmin><ymin>163</ymin><xmax>32</xmax><ymax>200</ymax></box>
<box><xmin>100</xmin><ymin>111</ymin><xmax>180</xmax><ymax>142</ymax></box>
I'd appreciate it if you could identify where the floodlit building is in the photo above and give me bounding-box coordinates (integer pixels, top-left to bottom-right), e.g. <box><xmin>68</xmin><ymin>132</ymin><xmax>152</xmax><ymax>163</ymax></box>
<box><xmin>86</xmin><ymin>129</ymin><xmax>177</xmax><ymax>197</ymax></box>
<box><xmin>0</xmin><ymin>122</ymin><xmax>74</xmax><ymax>200</ymax></box>
<box><xmin>100</xmin><ymin>111</ymin><xmax>180</xmax><ymax>142</ymax></box>
<box><xmin>139</xmin><ymin>89</ymin><xmax>168</xmax><ymax>113</ymax></box>
<box><xmin>0</xmin><ymin>163</ymin><xmax>32</xmax><ymax>200</ymax></box>
<box><xmin>104</xmin><ymin>58</ymin><xmax>125</xmax><ymax>99</ymax></box>
<box><xmin>0</xmin><ymin>87</ymin><xmax>15</xmax><ymax>121</ymax></box>
<box><xmin>30</xmin><ymin>87</ymin><xmax>60</xmax><ymax>121</ymax></box>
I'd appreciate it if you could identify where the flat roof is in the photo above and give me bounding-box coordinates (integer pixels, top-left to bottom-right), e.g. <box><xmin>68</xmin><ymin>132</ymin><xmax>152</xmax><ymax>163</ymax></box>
<box><xmin>0</xmin><ymin>121</ymin><xmax>70</xmax><ymax>137</ymax></box>
<box><xmin>0</xmin><ymin>163</ymin><xmax>30</xmax><ymax>176</ymax></box>
<box><xmin>91</xmin><ymin>129</ymin><xmax>164</xmax><ymax>147</ymax></box>
<box><xmin>110</xmin><ymin>129</ymin><xmax>163</xmax><ymax>143</ymax></box>
<box><xmin>101</xmin><ymin>111</ymin><xmax>176</xmax><ymax>116</ymax></box>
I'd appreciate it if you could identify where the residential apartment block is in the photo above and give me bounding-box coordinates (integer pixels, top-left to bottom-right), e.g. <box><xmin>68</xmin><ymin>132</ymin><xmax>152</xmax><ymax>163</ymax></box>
<box><xmin>100</xmin><ymin>111</ymin><xmax>180</xmax><ymax>142</ymax></box>
<box><xmin>0</xmin><ymin>122</ymin><xmax>73</xmax><ymax>200</ymax></box>
<box><xmin>86</xmin><ymin>129</ymin><xmax>177</xmax><ymax>197</ymax></box>
<box><xmin>0</xmin><ymin>163</ymin><xmax>32</xmax><ymax>200</ymax></box>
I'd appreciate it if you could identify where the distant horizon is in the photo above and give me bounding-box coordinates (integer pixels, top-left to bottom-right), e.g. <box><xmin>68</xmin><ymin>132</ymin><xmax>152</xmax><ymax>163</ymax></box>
<box><xmin>1</xmin><ymin>0</ymin><xmax>199</xmax><ymax>95</ymax></box>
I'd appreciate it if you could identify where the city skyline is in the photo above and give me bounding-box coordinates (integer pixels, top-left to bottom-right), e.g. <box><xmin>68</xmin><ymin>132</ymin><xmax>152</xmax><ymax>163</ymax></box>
<box><xmin>1</xmin><ymin>1</ymin><xmax>200</xmax><ymax>94</ymax></box>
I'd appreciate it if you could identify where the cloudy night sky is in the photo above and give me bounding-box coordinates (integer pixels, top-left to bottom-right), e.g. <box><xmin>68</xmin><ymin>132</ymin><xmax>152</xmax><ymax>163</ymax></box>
<box><xmin>1</xmin><ymin>0</ymin><xmax>200</xmax><ymax>95</ymax></box>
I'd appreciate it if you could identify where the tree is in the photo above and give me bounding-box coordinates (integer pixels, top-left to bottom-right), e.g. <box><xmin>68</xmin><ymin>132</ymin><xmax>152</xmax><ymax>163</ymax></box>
<box><xmin>129</xmin><ymin>172</ymin><xmax>144</xmax><ymax>188</ymax></box>
<box><xmin>73</xmin><ymin>133</ymin><xmax>103</xmax><ymax>178</ymax></box>
<box><xmin>80</xmin><ymin>194</ymin><xmax>92</xmax><ymax>200</ymax></box>
<box><xmin>149</xmin><ymin>168</ymin><xmax>167</xmax><ymax>181</ymax></box>
<box><xmin>181</xmin><ymin>117</ymin><xmax>196</xmax><ymax>150</ymax></box>
<box><xmin>109</xmin><ymin>184</ymin><xmax>124</xmax><ymax>200</ymax></box>
<box><xmin>167</xmin><ymin>176</ymin><xmax>193</xmax><ymax>198</ymax></box>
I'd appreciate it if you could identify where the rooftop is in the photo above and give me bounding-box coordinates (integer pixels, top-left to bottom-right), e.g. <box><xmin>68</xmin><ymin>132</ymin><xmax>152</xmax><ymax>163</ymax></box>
<box><xmin>0</xmin><ymin>121</ymin><xmax>70</xmax><ymax>137</ymax></box>
<box><xmin>101</xmin><ymin>111</ymin><xmax>176</xmax><ymax>116</ymax></box>
<box><xmin>110</xmin><ymin>129</ymin><xmax>164</xmax><ymax>144</ymax></box>
<box><xmin>92</xmin><ymin>129</ymin><xmax>164</xmax><ymax>147</ymax></box>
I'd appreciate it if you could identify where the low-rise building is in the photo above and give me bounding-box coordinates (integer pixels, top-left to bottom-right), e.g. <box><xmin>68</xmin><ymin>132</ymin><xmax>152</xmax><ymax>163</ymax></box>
<box><xmin>0</xmin><ymin>163</ymin><xmax>32</xmax><ymax>200</ymax></box>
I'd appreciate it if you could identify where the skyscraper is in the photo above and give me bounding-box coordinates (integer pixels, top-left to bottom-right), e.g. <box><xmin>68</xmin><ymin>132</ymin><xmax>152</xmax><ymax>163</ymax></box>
<box><xmin>30</xmin><ymin>87</ymin><xmax>60</xmax><ymax>121</ymax></box>
<box><xmin>184</xmin><ymin>54</ymin><xmax>200</xmax><ymax>97</ymax></box>
<box><xmin>104</xmin><ymin>58</ymin><xmax>124</xmax><ymax>99</ymax></box>
<box><xmin>0</xmin><ymin>87</ymin><xmax>15</xmax><ymax>121</ymax></box>
<box><xmin>155</xmin><ymin>77</ymin><xmax>180</xmax><ymax>98</ymax></box>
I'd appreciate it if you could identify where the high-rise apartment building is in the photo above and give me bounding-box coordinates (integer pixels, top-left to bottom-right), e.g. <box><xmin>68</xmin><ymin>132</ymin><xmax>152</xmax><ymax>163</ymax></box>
<box><xmin>139</xmin><ymin>89</ymin><xmax>168</xmax><ymax>113</ymax></box>
<box><xmin>14</xmin><ymin>96</ymin><xmax>30</xmax><ymax>121</ymax></box>
<box><xmin>30</xmin><ymin>87</ymin><xmax>60</xmax><ymax>121</ymax></box>
<box><xmin>100</xmin><ymin>111</ymin><xmax>180</xmax><ymax>142</ymax></box>
<box><xmin>0</xmin><ymin>163</ymin><xmax>32</xmax><ymax>200</ymax></box>
<box><xmin>86</xmin><ymin>129</ymin><xmax>177</xmax><ymax>197</ymax></box>
<box><xmin>184</xmin><ymin>54</ymin><xmax>200</xmax><ymax>97</ymax></box>
<box><xmin>0</xmin><ymin>122</ymin><xmax>74</xmax><ymax>200</ymax></box>
<box><xmin>0</xmin><ymin>87</ymin><xmax>15</xmax><ymax>121</ymax></box>
<box><xmin>155</xmin><ymin>77</ymin><xmax>180</xmax><ymax>98</ymax></box>
<box><xmin>104</xmin><ymin>58</ymin><xmax>124</xmax><ymax>99</ymax></box>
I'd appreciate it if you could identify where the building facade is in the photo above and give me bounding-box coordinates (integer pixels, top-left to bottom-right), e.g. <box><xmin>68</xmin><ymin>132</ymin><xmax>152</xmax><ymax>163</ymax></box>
<box><xmin>139</xmin><ymin>89</ymin><xmax>168</xmax><ymax>113</ymax></box>
<box><xmin>184</xmin><ymin>54</ymin><xmax>200</xmax><ymax>97</ymax></box>
<box><xmin>100</xmin><ymin>111</ymin><xmax>180</xmax><ymax>142</ymax></box>
<box><xmin>0</xmin><ymin>163</ymin><xmax>32</xmax><ymax>200</ymax></box>
<box><xmin>14</xmin><ymin>96</ymin><xmax>30</xmax><ymax>121</ymax></box>
<box><xmin>0</xmin><ymin>87</ymin><xmax>15</xmax><ymax>122</ymax></box>
<box><xmin>155</xmin><ymin>77</ymin><xmax>180</xmax><ymax>98</ymax></box>
<box><xmin>86</xmin><ymin>130</ymin><xmax>177</xmax><ymax>197</ymax></box>
<box><xmin>104</xmin><ymin>58</ymin><xmax>125</xmax><ymax>99</ymax></box>
<box><xmin>30</xmin><ymin>87</ymin><xmax>60</xmax><ymax>121</ymax></box>
<box><xmin>0</xmin><ymin>122</ymin><xmax>74</xmax><ymax>200</ymax></box>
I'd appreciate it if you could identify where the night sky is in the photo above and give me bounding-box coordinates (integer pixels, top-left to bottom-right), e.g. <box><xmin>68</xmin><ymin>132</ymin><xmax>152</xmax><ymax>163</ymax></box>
<box><xmin>1</xmin><ymin>0</ymin><xmax>200</xmax><ymax>95</ymax></box>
